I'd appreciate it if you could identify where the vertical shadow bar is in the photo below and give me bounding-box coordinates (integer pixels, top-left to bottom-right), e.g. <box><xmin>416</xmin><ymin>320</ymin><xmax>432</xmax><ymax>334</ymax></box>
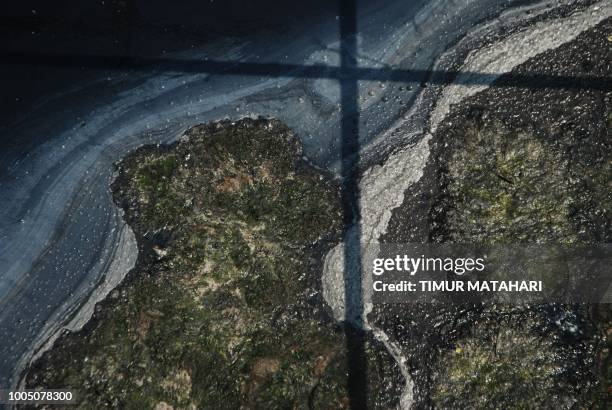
<box><xmin>339</xmin><ymin>0</ymin><xmax>367</xmax><ymax>408</ymax></box>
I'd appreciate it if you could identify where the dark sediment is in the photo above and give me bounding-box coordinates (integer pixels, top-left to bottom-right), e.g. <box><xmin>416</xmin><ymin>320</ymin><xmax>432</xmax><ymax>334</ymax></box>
<box><xmin>25</xmin><ymin>118</ymin><xmax>402</xmax><ymax>408</ymax></box>
<box><xmin>374</xmin><ymin>17</ymin><xmax>612</xmax><ymax>409</ymax></box>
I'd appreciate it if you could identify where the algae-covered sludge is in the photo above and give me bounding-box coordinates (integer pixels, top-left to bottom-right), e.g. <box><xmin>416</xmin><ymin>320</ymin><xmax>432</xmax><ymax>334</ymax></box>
<box><xmin>1</xmin><ymin>0</ymin><xmax>611</xmax><ymax>409</ymax></box>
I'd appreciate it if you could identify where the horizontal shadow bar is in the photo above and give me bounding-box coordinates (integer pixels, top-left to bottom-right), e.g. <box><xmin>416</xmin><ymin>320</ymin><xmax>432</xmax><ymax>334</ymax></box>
<box><xmin>1</xmin><ymin>51</ymin><xmax>610</xmax><ymax>90</ymax></box>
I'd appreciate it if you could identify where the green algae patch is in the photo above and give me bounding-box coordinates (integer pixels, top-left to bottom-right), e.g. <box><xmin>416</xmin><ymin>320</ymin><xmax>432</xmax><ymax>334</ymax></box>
<box><xmin>25</xmin><ymin>118</ymin><xmax>401</xmax><ymax>409</ymax></box>
<box><xmin>431</xmin><ymin>307</ymin><xmax>598</xmax><ymax>409</ymax></box>
<box><xmin>431</xmin><ymin>119</ymin><xmax>610</xmax><ymax>245</ymax></box>
<box><xmin>442</xmin><ymin>127</ymin><xmax>576</xmax><ymax>243</ymax></box>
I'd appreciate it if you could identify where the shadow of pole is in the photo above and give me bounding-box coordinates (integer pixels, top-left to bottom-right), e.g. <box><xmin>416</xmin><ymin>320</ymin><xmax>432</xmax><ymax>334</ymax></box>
<box><xmin>2</xmin><ymin>1</ymin><xmax>610</xmax><ymax>91</ymax></box>
<box><xmin>3</xmin><ymin>50</ymin><xmax>610</xmax><ymax>90</ymax></box>
<box><xmin>339</xmin><ymin>0</ymin><xmax>368</xmax><ymax>408</ymax></box>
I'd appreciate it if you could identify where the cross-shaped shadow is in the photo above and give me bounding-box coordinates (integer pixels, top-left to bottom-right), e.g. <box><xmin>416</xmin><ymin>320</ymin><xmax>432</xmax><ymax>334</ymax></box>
<box><xmin>2</xmin><ymin>0</ymin><xmax>610</xmax><ymax>408</ymax></box>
